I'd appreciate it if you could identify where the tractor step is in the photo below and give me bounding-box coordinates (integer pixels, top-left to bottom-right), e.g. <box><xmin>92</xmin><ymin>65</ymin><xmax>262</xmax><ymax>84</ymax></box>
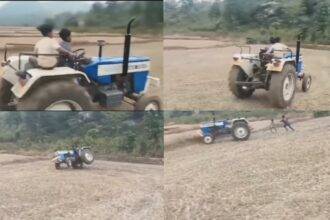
<box><xmin>98</xmin><ymin>88</ymin><xmax>124</xmax><ymax>107</ymax></box>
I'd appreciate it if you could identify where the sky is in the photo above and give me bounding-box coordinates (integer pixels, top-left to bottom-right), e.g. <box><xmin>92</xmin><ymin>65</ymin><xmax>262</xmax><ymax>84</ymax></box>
<box><xmin>0</xmin><ymin>1</ymin><xmax>103</xmax><ymax>8</ymax></box>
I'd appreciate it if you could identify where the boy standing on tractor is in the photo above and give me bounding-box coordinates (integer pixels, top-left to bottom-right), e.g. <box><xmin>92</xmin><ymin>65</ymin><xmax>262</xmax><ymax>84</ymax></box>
<box><xmin>281</xmin><ymin>115</ymin><xmax>295</xmax><ymax>131</ymax></box>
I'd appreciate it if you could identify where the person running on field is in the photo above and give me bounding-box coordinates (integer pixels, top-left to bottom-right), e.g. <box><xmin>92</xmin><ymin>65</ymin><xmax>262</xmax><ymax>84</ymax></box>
<box><xmin>281</xmin><ymin>115</ymin><xmax>295</xmax><ymax>131</ymax></box>
<box><xmin>31</xmin><ymin>24</ymin><xmax>74</xmax><ymax>69</ymax></box>
<box><xmin>269</xmin><ymin>118</ymin><xmax>277</xmax><ymax>133</ymax></box>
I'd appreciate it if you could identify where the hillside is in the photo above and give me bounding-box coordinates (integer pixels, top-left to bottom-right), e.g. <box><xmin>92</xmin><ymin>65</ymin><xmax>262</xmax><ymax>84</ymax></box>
<box><xmin>165</xmin><ymin>116</ymin><xmax>330</xmax><ymax>219</ymax></box>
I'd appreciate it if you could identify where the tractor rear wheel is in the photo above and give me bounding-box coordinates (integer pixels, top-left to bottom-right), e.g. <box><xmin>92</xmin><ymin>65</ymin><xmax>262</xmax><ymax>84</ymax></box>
<box><xmin>302</xmin><ymin>74</ymin><xmax>312</xmax><ymax>92</ymax></box>
<box><xmin>231</xmin><ymin>121</ymin><xmax>250</xmax><ymax>141</ymax></box>
<box><xmin>134</xmin><ymin>95</ymin><xmax>162</xmax><ymax>111</ymax></box>
<box><xmin>203</xmin><ymin>135</ymin><xmax>214</xmax><ymax>144</ymax></box>
<box><xmin>269</xmin><ymin>64</ymin><xmax>296</xmax><ymax>108</ymax></box>
<box><xmin>81</xmin><ymin>149</ymin><xmax>94</xmax><ymax>165</ymax></box>
<box><xmin>16</xmin><ymin>79</ymin><xmax>94</xmax><ymax>110</ymax></box>
<box><xmin>228</xmin><ymin>66</ymin><xmax>255</xmax><ymax>99</ymax></box>
<box><xmin>0</xmin><ymin>77</ymin><xmax>14</xmax><ymax>110</ymax></box>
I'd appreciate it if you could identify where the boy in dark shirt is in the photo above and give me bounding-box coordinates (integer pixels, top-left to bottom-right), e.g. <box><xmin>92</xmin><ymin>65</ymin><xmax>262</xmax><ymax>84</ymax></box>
<box><xmin>281</xmin><ymin>115</ymin><xmax>295</xmax><ymax>131</ymax></box>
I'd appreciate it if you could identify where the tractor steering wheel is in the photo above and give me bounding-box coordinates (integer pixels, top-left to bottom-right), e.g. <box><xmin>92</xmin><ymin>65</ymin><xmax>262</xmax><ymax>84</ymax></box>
<box><xmin>73</xmin><ymin>48</ymin><xmax>85</xmax><ymax>59</ymax></box>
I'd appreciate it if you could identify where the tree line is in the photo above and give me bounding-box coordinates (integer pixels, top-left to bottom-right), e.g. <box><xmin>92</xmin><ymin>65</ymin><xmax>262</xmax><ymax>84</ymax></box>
<box><xmin>0</xmin><ymin>112</ymin><xmax>164</xmax><ymax>158</ymax></box>
<box><xmin>46</xmin><ymin>1</ymin><xmax>163</xmax><ymax>33</ymax></box>
<box><xmin>165</xmin><ymin>0</ymin><xmax>330</xmax><ymax>44</ymax></box>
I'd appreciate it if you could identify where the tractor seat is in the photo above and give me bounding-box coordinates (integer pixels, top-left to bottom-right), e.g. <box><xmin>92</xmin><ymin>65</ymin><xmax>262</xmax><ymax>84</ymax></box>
<box><xmin>37</xmin><ymin>56</ymin><xmax>58</xmax><ymax>70</ymax></box>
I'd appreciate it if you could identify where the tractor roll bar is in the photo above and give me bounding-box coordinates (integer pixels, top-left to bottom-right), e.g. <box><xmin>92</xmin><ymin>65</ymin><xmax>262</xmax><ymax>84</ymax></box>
<box><xmin>122</xmin><ymin>18</ymin><xmax>136</xmax><ymax>76</ymax></box>
<box><xmin>235</xmin><ymin>45</ymin><xmax>252</xmax><ymax>54</ymax></box>
<box><xmin>4</xmin><ymin>43</ymin><xmax>34</xmax><ymax>61</ymax></box>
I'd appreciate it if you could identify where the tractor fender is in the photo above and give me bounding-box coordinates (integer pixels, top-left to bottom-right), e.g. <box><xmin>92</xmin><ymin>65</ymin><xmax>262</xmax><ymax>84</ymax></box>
<box><xmin>232</xmin><ymin>54</ymin><xmax>258</xmax><ymax>77</ymax></box>
<box><xmin>11</xmin><ymin>67</ymin><xmax>90</xmax><ymax>99</ymax></box>
<box><xmin>232</xmin><ymin>118</ymin><xmax>248</xmax><ymax>124</ymax></box>
<box><xmin>267</xmin><ymin>60</ymin><xmax>295</xmax><ymax>73</ymax></box>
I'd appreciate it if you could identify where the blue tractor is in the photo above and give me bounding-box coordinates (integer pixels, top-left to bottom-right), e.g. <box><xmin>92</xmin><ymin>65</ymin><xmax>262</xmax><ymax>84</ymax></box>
<box><xmin>52</xmin><ymin>146</ymin><xmax>94</xmax><ymax>169</ymax></box>
<box><xmin>229</xmin><ymin>35</ymin><xmax>311</xmax><ymax>108</ymax></box>
<box><xmin>0</xmin><ymin>19</ymin><xmax>161</xmax><ymax>110</ymax></box>
<box><xmin>199</xmin><ymin>118</ymin><xmax>250</xmax><ymax>144</ymax></box>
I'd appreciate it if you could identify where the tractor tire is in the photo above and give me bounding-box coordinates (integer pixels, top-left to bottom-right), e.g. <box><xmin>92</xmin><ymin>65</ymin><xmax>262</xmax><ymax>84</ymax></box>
<box><xmin>302</xmin><ymin>74</ymin><xmax>312</xmax><ymax>92</ymax></box>
<box><xmin>16</xmin><ymin>79</ymin><xmax>94</xmax><ymax>110</ymax></box>
<box><xmin>231</xmin><ymin>121</ymin><xmax>250</xmax><ymax>141</ymax></box>
<box><xmin>228</xmin><ymin>66</ymin><xmax>255</xmax><ymax>99</ymax></box>
<box><xmin>134</xmin><ymin>95</ymin><xmax>162</xmax><ymax>111</ymax></box>
<box><xmin>80</xmin><ymin>149</ymin><xmax>94</xmax><ymax>165</ymax></box>
<box><xmin>203</xmin><ymin>135</ymin><xmax>214</xmax><ymax>144</ymax></box>
<box><xmin>55</xmin><ymin>163</ymin><xmax>61</xmax><ymax>170</ymax></box>
<box><xmin>269</xmin><ymin>64</ymin><xmax>296</xmax><ymax>108</ymax></box>
<box><xmin>0</xmin><ymin>77</ymin><xmax>14</xmax><ymax>110</ymax></box>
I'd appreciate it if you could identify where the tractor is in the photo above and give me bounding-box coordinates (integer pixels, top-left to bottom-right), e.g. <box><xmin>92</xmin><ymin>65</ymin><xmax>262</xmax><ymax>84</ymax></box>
<box><xmin>199</xmin><ymin>118</ymin><xmax>250</xmax><ymax>144</ymax></box>
<box><xmin>228</xmin><ymin>35</ymin><xmax>311</xmax><ymax>108</ymax></box>
<box><xmin>0</xmin><ymin>18</ymin><xmax>161</xmax><ymax>111</ymax></box>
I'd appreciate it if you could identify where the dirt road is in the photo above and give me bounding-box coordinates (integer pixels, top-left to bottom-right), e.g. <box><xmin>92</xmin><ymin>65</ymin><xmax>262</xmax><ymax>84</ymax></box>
<box><xmin>0</xmin><ymin>155</ymin><xmax>163</xmax><ymax>219</ymax></box>
<box><xmin>165</xmin><ymin>116</ymin><xmax>330</xmax><ymax>219</ymax></box>
<box><xmin>164</xmin><ymin>36</ymin><xmax>330</xmax><ymax>110</ymax></box>
<box><xmin>0</xmin><ymin>27</ymin><xmax>162</xmax><ymax>110</ymax></box>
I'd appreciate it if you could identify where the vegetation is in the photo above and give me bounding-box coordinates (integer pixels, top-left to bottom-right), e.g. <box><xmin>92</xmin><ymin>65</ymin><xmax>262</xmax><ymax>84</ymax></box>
<box><xmin>164</xmin><ymin>110</ymin><xmax>310</xmax><ymax>124</ymax></box>
<box><xmin>47</xmin><ymin>1</ymin><xmax>163</xmax><ymax>34</ymax></box>
<box><xmin>0</xmin><ymin>112</ymin><xmax>164</xmax><ymax>158</ymax></box>
<box><xmin>165</xmin><ymin>0</ymin><xmax>330</xmax><ymax>44</ymax></box>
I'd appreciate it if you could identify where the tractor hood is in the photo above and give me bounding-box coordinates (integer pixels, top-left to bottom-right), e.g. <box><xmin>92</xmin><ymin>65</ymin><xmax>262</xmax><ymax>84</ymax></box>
<box><xmin>200</xmin><ymin>120</ymin><xmax>228</xmax><ymax>128</ymax></box>
<box><xmin>90</xmin><ymin>56</ymin><xmax>150</xmax><ymax>64</ymax></box>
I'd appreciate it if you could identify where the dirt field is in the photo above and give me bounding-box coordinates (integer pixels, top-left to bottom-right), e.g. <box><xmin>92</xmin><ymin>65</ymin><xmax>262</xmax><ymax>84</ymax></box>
<box><xmin>0</xmin><ymin>27</ymin><xmax>163</xmax><ymax>110</ymax></box>
<box><xmin>0</xmin><ymin>154</ymin><xmax>163</xmax><ymax>219</ymax></box>
<box><xmin>165</xmin><ymin>116</ymin><xmax>330</xmax><ymax>219</ymax></box>
<box><xmin>164</xmin><ymin>36</ymin><xmax>330</xmax><ymax>110</ymax></box>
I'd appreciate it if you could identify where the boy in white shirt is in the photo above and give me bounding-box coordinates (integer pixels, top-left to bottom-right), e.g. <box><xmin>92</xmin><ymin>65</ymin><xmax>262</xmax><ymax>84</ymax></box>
<box><xmin>31</xmin><ymin>24</ymin><xmax>74</xmax><ymax>69</ymax></box>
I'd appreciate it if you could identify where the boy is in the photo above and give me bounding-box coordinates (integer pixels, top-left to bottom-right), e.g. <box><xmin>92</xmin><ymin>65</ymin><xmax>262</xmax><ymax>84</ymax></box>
<box><xmin>32</xmin><ymin>24</ymin><xmax>74</xmax><ymax>68</ymax></box>
<box><xmin>281</xmin><ymin>115</ymin><xmax>295</xmax><ymax>131</ymax></box>
<box><xmin>266</xmin><ymin>37</ymin><xmax>289</xmax><ymax>54</ymax></box>
<box><xmin>58</xmin><ymin>28</ymin><xmax>73</xmax><ymax>66</ymax></box>
<box><xmin>269</xmin><ymin>118</ymin><xmax>277</xmax><ymax>133</ymax></box>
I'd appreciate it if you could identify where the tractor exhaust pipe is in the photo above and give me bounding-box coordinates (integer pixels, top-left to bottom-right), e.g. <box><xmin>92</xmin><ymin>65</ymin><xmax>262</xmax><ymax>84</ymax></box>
<box><xmin>122</xmin><ymin>18</ymin><xmax>136</xmax><ymax>76</ymax></box>
<box><xmin>295</xmin><ymin>34</ymin><xmax>301</xmax><ymax>70</ymax></box>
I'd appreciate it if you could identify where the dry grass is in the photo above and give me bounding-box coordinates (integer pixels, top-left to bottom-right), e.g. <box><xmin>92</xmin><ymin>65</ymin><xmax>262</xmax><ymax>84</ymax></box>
<box><xmin>0</xmin><ymin>154</ymin><xmax>163</xmax><ymax>220</ymax></box>
<box><xmin>165</xmin><ymin>116</ymin><xmax>330</xmax><ymax>219</ymax></box>
<box><xmin>164</xmin><ymin>35</ymin><xmax>330</xmax><ymax>110</ymax></box>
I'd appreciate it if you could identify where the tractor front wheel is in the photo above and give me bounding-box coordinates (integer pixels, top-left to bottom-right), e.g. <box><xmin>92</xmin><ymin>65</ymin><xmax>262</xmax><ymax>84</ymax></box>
<box><xmin>228</xmin><ymin>66</ymin><xmax>255</xmax><ymax>99</ymax></box>
<box><xmin>302</xmin><ymin>74</ymin><xmax>312</xmax><ymax>92</ymax></box>
<box><xmin>55</xmin><ymin>163</ymin><xmax>61</xmax><ymax>170</ymax></box>
<box><xmin>134</xmin><ymin>96</ymin><xmax>162</xmax><ymax>111</ymax></box>
<box><xmin>231</xmin><ymin>121</ymin><xmax>250</xmax><ymax>141</ymax></box>
<box><xmin>16</xmin><ymin>79</ymin><xmax>94</xmax><ymax>110</ymax></box>
<box><xmin>269</xmin><ymin>64</ymin><xmax>296</xmax><ymax>108</ymax></box>
<box><xmin>203</xmin><ymin>135</ymin><xmax>214</xmax><ymax>144</ymax></box>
